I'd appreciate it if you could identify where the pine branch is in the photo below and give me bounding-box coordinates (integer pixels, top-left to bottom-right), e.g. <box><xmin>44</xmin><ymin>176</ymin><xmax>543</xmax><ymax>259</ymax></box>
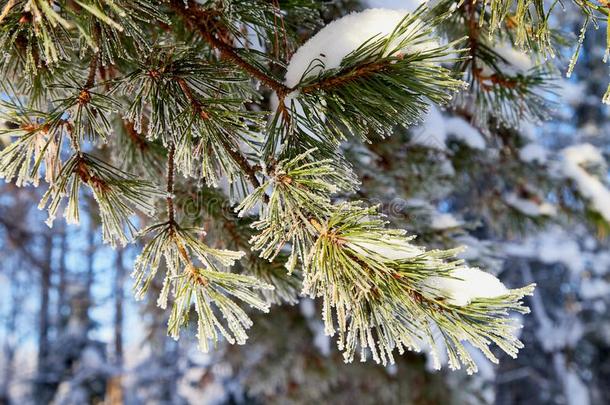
<box><xmin>220</xmin><ymin>139</ymin><xmax>264</xmax><ymax>191</ymax></box>
<box><xmin>236</xmin><ymin>150</ymin><xmax>356</xmax><ymax>273</ymax></box>
<box><xmin>38</xmin><ymin>152</ymin><xmax>164</xmax><ymax>246</ymax></box>
<box><xmin>172</xmin><ymin>183</ymin><xmax>302</xmax><ymax>304</ymax></box>
<box><xmin>265</xmin><ymin>14</ymin><xmax>466</xmax><ymax>157</ymax></box>
<box><xmin>132</xmin><ymin>221</ymin><xmax>273</xmax><ymax>351</ymax></box>
<box><xmin>0</xmin><ymin>103</ymin><xmax>63</xmax><ymax>187</ymax></box>
<box><xmin>0</xmin><ymin>1</ymin><xmax>553</xmax><ymax>372</ymax></box>
<box><xmin>303</xmin><ymin>203</ymin><xmax>535</xmax><ymax>371</ymax></box>
<box><xmin>170</xmin><ymin>0</ymin><xmax>291</xmax><ymax>97</ymax></box>
<box><xmin>174</xmin><ymin>75</ymin><xmax>263</xmax><ymax>190</ymax></box>
<box><xmin>84</xmin><ymin>49</ymin><xmax>99</xmax><ymax>90</ymax></box>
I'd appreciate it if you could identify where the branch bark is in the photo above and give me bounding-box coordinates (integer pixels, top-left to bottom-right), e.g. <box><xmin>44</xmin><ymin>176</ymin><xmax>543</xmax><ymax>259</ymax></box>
<box><xmin>166</xmin><ymin>142</ymin><xmax>176</xmax><ymax>224</ymax></box>
<box><xmin>299</xmin><ymin>61</ymin><xmax>389</xmax><ymax>94</ymax></box>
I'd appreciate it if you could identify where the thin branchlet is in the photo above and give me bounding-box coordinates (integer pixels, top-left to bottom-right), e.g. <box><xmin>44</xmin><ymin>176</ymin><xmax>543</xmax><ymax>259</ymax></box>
<box><xmin>164</xmin><ymin>141</ymin><xmax>207</xmax><ymax>284</ymax></box>
<box><xmin>166</xmin><ymin>142</ymin><xmax>176</xmax><ymax>225</ymax></box>
<box><xmin>176</xmin><ymin>77</ymin><xmax>210</xmax><ymax>120</ymax></box>
<box><xmin>299</xmin><ymin>60</ymin><xmax>389</xmax><ymax>94</ymax></box>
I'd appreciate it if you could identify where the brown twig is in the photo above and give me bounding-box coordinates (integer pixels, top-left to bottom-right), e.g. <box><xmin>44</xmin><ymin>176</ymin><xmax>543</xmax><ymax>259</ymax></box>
<box><xmin>166</xmin><ymin>142</ymin><xmax>176</xmax><ymax>224</ymax></box>
<box><xmin>122</xmin><ymin>120</ymin><xmax>148</xmax><ymax>150</ymax></box>
<box><xmin>176</xmin><ymin>77</ymin><xmax>210</xmax><ymax>120</ymax></box>
<box><xmin>299</xmin><ymin>61</ymin><xmax>389</xmax><ymax>94</ymax></box>
<box><xmin>85</xmin><ymin>51</ymin><xmax>99</xmax><ymax>89</ymax></box>
<box><xmin>172</xmin><ymin>0</ymin><xmax>388</xmax><ymax>98</ymax></box>
<box><xmin>271</xmin><ymin>0</ymin><xmax>290</xmax><ymax>60</ymax></box>
<box><xmin>464</xmin><ymin>2</ymin><xmax>518</xmax><ymax>92</ymax></box>
<box><xmin>78</xmin><ymin>41</ymin><xmax>99</xmax><ymax>105</ymax></box>
<box><xmin>219</xmin><ymin>138</ymin><xmax>264</xmax><ymax>190</ymax></box>
<box><xmin>165</xmin><ymin>142</ymin><xmax>207</xmax><ymax>285</ymax></box>
<box><xmin>75</xmin><ymin>156</ymin><xmax>109</xmax><ymax>192</ymax></box>
<box><xmin>465</xmin><ymin>1</ymin><xmax>479</xmax><ymax>74</ymax></box>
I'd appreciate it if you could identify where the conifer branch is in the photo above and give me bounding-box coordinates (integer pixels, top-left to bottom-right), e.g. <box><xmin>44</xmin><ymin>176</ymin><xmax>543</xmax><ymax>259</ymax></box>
<box><xmin>220</xmin><ymin>138</ymin><xmax>265</xmax><ymax>192</ymax></box>
<box><xmin>170</xmin><ymin>0</ymin><xmax>290</xmax><ymax>97</ymax></box>
<box><xmin>175</xmin><ymin>77</ymin><xmax>210</xmax><ymax>121</ymax></box>
<box><xmin>38</xmin><ymin>153</ymin><xmax>163</xmax><ymax>247</ymax></box>
<box><xmin>173</xmin><ymin>75</ymin><xmax>264</xmax><ymax>191</ymax></box>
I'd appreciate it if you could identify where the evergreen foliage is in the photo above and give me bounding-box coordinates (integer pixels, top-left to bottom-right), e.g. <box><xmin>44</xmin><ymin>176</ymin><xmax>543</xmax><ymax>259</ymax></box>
<box><xmin>2</xmin><ymin>0</ymin><xmax>608</xmax><ymax>374</ymax></box>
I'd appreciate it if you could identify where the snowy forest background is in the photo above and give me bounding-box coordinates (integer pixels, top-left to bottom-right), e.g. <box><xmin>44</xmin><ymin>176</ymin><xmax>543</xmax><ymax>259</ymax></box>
<box><xmin>1</xmin><ymin>1</ymin><xmax>610</xmax><ymax>404</ymax></box>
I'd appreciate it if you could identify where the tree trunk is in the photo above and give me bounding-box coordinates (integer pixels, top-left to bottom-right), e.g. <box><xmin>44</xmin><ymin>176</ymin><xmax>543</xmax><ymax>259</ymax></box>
<box><xmin>85</xmin><ymin>221</ymin><xmax>96</xmax><ymax>332</ymax></box>
<box><xmin>108</xmin><ymin>248</ymin><xmax>125</xmax><ymax>405</ymax></box>
<box><xmin>35</xmin><ymin>231</ymin><xmax>54</xmax><ymax>403</ymax></box>
<box><xmin>56</xmin><ymin>225</ymin><xmax>68</xmax><ymax>331</ymax></box>
<box><xmin>0</xmin><ymin>262</ymin><xmax>24</xmax><ymax>405</ymax></box>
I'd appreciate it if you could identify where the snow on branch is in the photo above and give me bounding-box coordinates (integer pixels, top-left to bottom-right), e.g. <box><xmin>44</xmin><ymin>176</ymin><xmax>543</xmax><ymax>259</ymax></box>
<box><xmin>237</xmin><ymin>152</ymin><xmax>535</xmax><ymax>373</ymax></box>
<box><xmin>561</xmin><ymin>143</ymin><xmax>610</xmax><ymax>223</ymax></box>
<box><xmin>266</xmin><ymin>8</ymin><xmax>465</xmax><ymax>157</ymax></box>
<box><xmin>303</xmin><ymin>203</ymin><xmax>535</xmax><ymax>373</ymax></box>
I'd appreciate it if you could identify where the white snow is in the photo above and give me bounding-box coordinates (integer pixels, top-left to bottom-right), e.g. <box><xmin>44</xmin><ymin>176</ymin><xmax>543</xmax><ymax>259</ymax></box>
<box><xmin>561</xmin><ymin>143</ymin><xmax>610</xmax><ymax>222</ymax></box>
<box><xmin>520</xmin><ymin>120</ymin><xmax>538</xmax><ymax>141</ymax></box>
<box><xmin>580</xmin><ymin>278</ymin><xmax>610</xmax><ymax>299</ymax></box>
<box><xmin>445</xmin><ymin>117</ymin><xmax>486</xmax><ymax>149</ymax></box>
<box><xmin>411</xmin><ymin>108</ymin><xmax>485</xmax><ymax>150</ymax></box>
<box><xmin>590</xmin><ymin>251</ymin><xmax>610</xmax><ymax>274</ymax></box>
<box><xmin>299</xmin><ymin>299</ymin><xmax>331</xmax><ymax>355</ymax></box>
<box><xmin>496</xmin><ymin>44</ymin><xmax>534</xmax><ymax>74</ymax></box>
<box><xmin>430</xmin><ymin>212</ymin><xmax>462</xmax><ymax>229</ymax></box>
<box><xmin>299</xmin><ymin>298</ymin><xmax>316</xmax><ymax>318</ymax></box>
<box><xmin>538</xmin><ymin>238</ymin><xmax>582</xmax><ymax>275</ymax></box>
<box><xmin>558</xmin><ymin>80</ymin><xmax>587</xmax><ymax>106</ymax></box>
<box><xmin>365</xmin><ymin>0</ymin><xmax>427</xmax><ymax>9</ymax></box>
<box><xmin>538</xmin><ymin>235</ymin><xmax>582</xmax><ymax>273</ymax></box>
<box><xmin>284</xmin><ymin>9</ymin><xmax>429</xmax><ymax>88</ymax></box>
<box><xmin>503</xmin><ymin>192</ymin><xmax>557</xmax><ymax>217</ymax></box>
<box><xmin>404</xmin><ymin>197</ymin><xmax>433</xmax><ymax>208</ymax></box>
<box><xmin>564</xmin><ymin>369</ymin><xmax>590</xmax><ymax>405</ymax></box>
<box><xmin>410</xmin><ymin>104</ymin><xmax>447</xmax><ymax>149</ymax></box>
<box><xmin>79</xmin><ymin>345</ymin><xmax>105</xmax><ymax>370</ymax></box>
<box><xmin>421</xmin><ymin>267</ymin><xmax>508</xmax><ymax>306</ymax></box>
<box><xmin>455</xmin><ymin>236</ymin><xmax>484</xmax><ymax>261</ymax></box>
<box><xmin>536</xmin><ymin>319</ymin><xmax>584</xmax><ymax>352</ymax></box>
<box><xmin>481</xmin><ymin>43</ymin><xmax>534</xmax><ymax>77</ymax></box>
<box><xmin>312</xmin><ymin>321</ymin><xmax>332</xmax><ymax>356</ymax></box>
<box><xmin>563</xmin><ymin>143</ymin><xmax>605</xmax><ymax>166</ymax></box>
<box><xmin>455</xmin><ymin>235</ymin><xmax>504</xmax><ymax>273</ymax></box>
<box><xmin>346</xmin><ymin>236</ymin><xmax>423</xmax><ymax>260</ymax></box>
<box><xmin>440</xmin><ymin>158</ymin><xmax>456</xmax><ymax>176</ymax></box>
<box><xmin>519</xmin><ymin>143</ymin><xmax>549</xmax><ymax>164</ymax></box>
<box><xmin>504</xmin><ymin>227</ymin><xmax>585</xmax><ymax>274</ymax></box>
